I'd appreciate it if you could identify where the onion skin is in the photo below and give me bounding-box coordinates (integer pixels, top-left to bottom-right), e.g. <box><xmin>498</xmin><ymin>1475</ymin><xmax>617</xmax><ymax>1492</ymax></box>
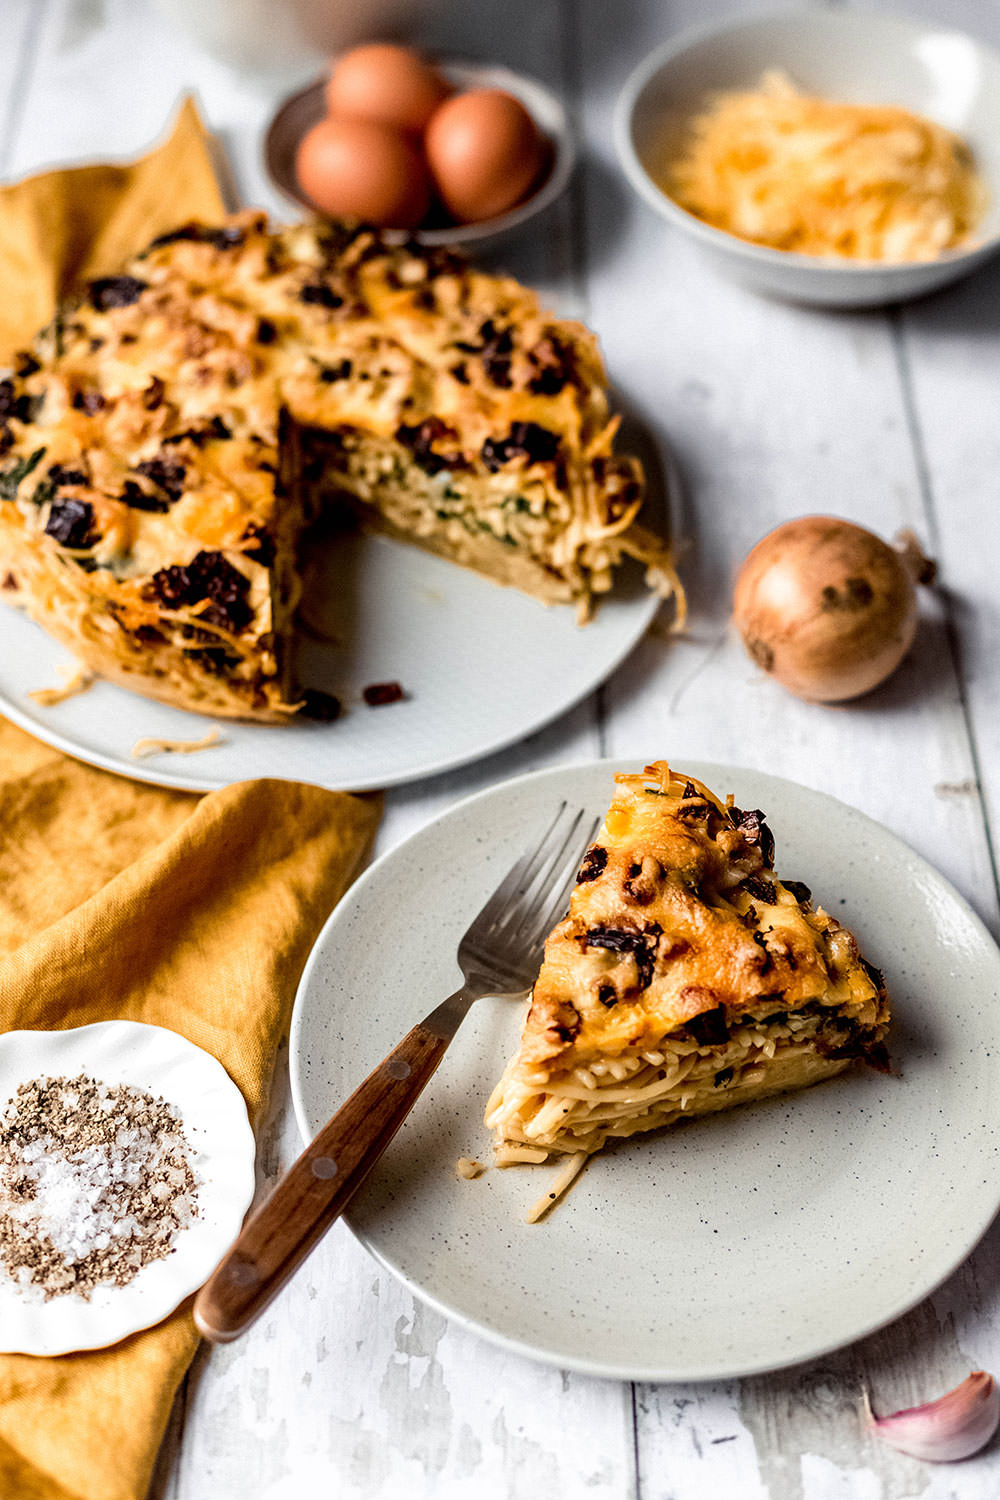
<box><xmin>733</xmin><ymin>516</ymin><xmax>922</xmax><ymax>702</ymax></box>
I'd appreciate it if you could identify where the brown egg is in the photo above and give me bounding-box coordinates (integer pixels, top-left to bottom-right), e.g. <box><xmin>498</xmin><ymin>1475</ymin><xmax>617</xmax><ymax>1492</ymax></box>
<box><xmin>424</xmin><ymin>88</ymin><xmax>547</xmax><ymax>222</ymax></box>
<box><xmin>295</xmin><ymin>116</ymin><xmax>430</xmax><ymax>228</ymax></box>
<box><xmin>324</xmin><ymin>43</ymin><xmax>450</xmax><ymax>134</ymax></box>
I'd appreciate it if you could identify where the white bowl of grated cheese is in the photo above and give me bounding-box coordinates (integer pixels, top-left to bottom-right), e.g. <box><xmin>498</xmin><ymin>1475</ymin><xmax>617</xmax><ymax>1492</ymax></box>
<box><xmin>614</xmin><ymin>10</ymin><xmax>1000</xmax><ymax>307</ymax></box>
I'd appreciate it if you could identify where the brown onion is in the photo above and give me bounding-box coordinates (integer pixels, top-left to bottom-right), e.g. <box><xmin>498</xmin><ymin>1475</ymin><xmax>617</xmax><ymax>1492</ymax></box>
<box><xmin>733</xmin><ymin>516</ymin><xmax>933</xmax><ymax>702</ymax></box>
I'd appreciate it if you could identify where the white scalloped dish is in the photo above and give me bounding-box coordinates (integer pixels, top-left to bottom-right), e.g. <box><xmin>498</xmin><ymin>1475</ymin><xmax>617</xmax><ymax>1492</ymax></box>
<box><xmin>0</xmin><ymin>1022</ymin><xmax>256</xmax><ymax>1356</ymax></box>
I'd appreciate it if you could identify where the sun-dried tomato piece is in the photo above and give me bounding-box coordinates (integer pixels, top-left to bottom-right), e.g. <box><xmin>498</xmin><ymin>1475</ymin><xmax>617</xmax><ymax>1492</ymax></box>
<box><xmin>481</xmin><ymin>422</ymin><xmax>560</xmax><ymax>472</ymax></box>
<box><xmin>479</xmin><ymin>321</ymin><xmax>514</xmax><ymax>387</ymax></box>
<box><xmin>742</xmin><ymin>873</ymin><xmax>777</xmax><ymax>905</ymax></box>
<box><xmin>44</xmin><ymin>499</ymin><xmax>95</xmax><ymax>548</ymax></box>
<box><xmin>320</xmin><ymin>359</ymin><xmax>352</xmax><ymax>382</ymax></box>
<box><xmin>317</xmin><ymin>221</ymin><xmax>361</xmax><ymax>264</ymax></box>
<box><xmin>72</xmin><ymin>390</ymin><xmax>106</xmax><ymax>415</ymax></box>
<box><xmin>363</xmin><ymin>681</ymin><xmax>404</xmax><ymax>706</ymax></box>
<box><xmin>783</xmin><ymin>880</ymin><xmax>812</xmax><ymax>906</ymax></box>
<box><xmin>0</xmin><ymin>380</ymin><xmax>38</xmax><ymax>424</ymax></box>
<box><xmin>582</xmin><ymin>922</ymin><xmax>662</xmax><ymax>990</ymax></box>
<box><xmin>120</xmin><ymin>480</ymin><xmax>168</xmax><ymax>514</ymax></box>
<box><xmin>299</xmin><ymin>283</ymin><xmax>343</xmax><ymax>309</ymax></box>
<box><xmin>395</xmin><ymin>419</ymin><xmax>461</xmax><ymax>475</ymax></box>
<box><xmin>730</xmin><ymin>806</ymin><xmax>775</xmax><ymax>866</ymax></box>
<box><xmin>198</xmin><ymin>556</ymin><xmax>253</xmax><ymax>633</ymax></box>
<box><xmin>686</xmin><ymin>1005</ymin><xmax>728</xmax><ymax>1046</ymax></box>
<box><xmin>147</xmin><ymin>564</ymin><xmax>192</xmax><ymax>608</ymax></box>
<box><xmin>148</xmin><ymin>550</ymin><xmax>252</xmax><ymax>633</ymax></box>
<box><xmin>418</xmin><ymin>245</ymin><xmax>464</xmax><ymax>279</ymax></box>
<box><xmin>47</xmin><ymin>464</ymin><xmax>88</xmax><ymax>488</ymax></box>
<box><xmin>576</xmin><ymin>846</ymin><xmax>608</xmax><ymax>883</ymax></box>
<box><xmin>528</xmin><ymin>334</ymin><xmax>574</xmax><ymax>395</ymax></box>
<box><xmin>162</xmin><ymin>416</ymin><xmax>231</xmax><ymax>447</ymax></box>
<box><xmin>299</xmin><ymin>689</ymin><xmax>342</xmax><ymax>722</ymax></box>
<box><xmin>147</xmin><ymin>222</ymin><xmax>247</xmax><ymax>252</ymax></box>
<box><xmin>87</xmin><ymin>276</ymin><xmax>148</xmax><ymax>311</ymax></box>
<box><xmin>135</xmin><ymin>458</ymin><xmax>186</xmax><ymax>502</ymax></box>
<box><xmin>815</xmin><ymin>1033</ymin><xmax>867</xmax><ymax>1062</ymax></box>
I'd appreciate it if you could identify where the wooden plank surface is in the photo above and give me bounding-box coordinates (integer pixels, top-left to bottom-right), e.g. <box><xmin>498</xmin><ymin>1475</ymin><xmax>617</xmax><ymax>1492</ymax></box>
<box><xmin>4</xmin><ymin>0</ymin><xmax>1000</xmax><ymax>1496</ymax></box>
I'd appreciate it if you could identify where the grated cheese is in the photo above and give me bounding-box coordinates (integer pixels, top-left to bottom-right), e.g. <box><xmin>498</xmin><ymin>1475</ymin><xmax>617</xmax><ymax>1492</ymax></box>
<box><xmin>661</xmin><ymin>70</ymin><xmax>986</xmax><ymax>262</ymax></box>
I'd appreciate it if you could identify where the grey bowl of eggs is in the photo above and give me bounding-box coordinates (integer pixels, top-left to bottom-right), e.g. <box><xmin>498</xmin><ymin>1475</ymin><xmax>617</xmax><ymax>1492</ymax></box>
<box><xmin>265</xmin><ymin>43</ymin><xmax>575</xmax><ymax>242</ymax></box>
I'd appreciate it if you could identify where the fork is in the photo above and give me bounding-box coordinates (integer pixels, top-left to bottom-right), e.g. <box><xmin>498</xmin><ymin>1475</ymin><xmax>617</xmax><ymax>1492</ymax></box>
<box><xmin>193</xmin><ymin>801</ymin><xmax>598</xmax><ymax>1344</ymax></box>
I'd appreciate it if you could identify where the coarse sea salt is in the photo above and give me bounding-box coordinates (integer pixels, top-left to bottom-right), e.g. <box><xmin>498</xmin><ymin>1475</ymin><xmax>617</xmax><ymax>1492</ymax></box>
<box><xmin>0</xmin><ymin>1073</ymin><xmax>200</xmax><ymax>1301</ymax></box>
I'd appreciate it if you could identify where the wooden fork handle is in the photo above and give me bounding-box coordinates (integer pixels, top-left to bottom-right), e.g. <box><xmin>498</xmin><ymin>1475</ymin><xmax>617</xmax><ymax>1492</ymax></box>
<box><xmin>193</xmin><ymin>1011</ymin><xmax>457</xmax><ymax>1343</ymax></box>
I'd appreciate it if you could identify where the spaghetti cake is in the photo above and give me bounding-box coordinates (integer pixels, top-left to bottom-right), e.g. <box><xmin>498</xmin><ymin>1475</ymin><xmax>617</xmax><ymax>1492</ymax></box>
<box><xmin>0</xmin><ymin>214</ymin><xmax>677</xmax><ymax>721</ymax></box>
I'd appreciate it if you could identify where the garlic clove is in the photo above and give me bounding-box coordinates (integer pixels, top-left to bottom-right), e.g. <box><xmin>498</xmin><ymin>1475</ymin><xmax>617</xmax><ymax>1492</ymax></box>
<box><xmin>865</xmin><ymin>1372</ymin><xmax>1000</xmax><ymax>1462</ymax></box>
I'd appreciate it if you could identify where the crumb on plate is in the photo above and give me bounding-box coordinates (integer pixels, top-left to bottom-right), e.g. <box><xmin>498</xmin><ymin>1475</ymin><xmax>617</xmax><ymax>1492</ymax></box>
<box><xmin>130</xmin><ymin>727</ymin><xmax>223</xmax><ymax>759</ymax></box>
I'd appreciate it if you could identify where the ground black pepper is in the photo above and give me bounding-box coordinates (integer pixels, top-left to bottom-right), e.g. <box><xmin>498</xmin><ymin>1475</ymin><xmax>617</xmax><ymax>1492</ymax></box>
<box><xmin>0</xmin><ymin>1073</ymin><xmax>199</xmax><ymax>1301</ymax></box>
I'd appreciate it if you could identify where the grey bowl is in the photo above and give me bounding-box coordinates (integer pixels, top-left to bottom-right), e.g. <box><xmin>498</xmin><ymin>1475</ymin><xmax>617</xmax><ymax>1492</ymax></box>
<box><xmin>265</xmin><ymin>58</ymin><xmax>575</xmax><ymax>246</ymax></box>
<box><xmin>614</xmin><ymin>10</ymin><xmax>1000</xmax><ymax>307</ymax></box>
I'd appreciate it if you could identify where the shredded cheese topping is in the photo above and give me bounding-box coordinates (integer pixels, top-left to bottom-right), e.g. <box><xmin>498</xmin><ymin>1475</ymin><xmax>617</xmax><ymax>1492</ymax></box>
<box><xmin>661</xmin><ymin>70</ymin><xmax>986</xmax><ymax>262</ymax></box>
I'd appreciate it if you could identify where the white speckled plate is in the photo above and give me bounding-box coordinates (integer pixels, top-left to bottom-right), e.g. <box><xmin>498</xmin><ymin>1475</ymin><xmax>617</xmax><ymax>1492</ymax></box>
<box><xmin>291</xmin><ymin>760</ymin><xmax>1000</xmax><ymax>1382</ymax></box>
<box><xmin>0</xmin><ymin>1022</ymin><xmax>256</xmax><ymax>1355</ymax></box>
<box><xmin>0</xmin><ymin>515</ymin><xmax>670</xmax><ymax>794</ymax></box>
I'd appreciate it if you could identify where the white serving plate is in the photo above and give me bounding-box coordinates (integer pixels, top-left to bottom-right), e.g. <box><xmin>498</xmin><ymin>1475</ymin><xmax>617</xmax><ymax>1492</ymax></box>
<box><xmin>615</xmin><ymin>10</ymin><xmax>1000</xmax><ymax>307</ymax></box>
<box><xmin>290</xmin><ymin>759</ymin><xmax>1000</xmax><ymax>1382</ymax></box>
<box><xmin>0</xmin><ymin>531</ymin><xmax>665</xmax><ymax>794</ymax></box>
<box><xmin>0</xmin><ymin>1022</ymin><xmax>255</xmax><ymax>1355</ymax></box>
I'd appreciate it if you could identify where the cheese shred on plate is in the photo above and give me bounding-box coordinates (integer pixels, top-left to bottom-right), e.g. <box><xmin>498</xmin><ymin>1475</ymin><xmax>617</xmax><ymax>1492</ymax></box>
<box><xmin>662</xmin><ymin>70</ymin><xmax>986</xmax><ymax>262</ymax></box>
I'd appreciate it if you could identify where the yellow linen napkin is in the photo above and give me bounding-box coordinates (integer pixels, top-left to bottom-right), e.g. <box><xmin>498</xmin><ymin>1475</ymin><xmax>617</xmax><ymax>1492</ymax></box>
<box><xmin>0</xmin><ymin>95</ymin><xmax>225</xmax><ymax>366</ymax></box>
<box><xmin>0</xmin><ymin>104</ymin><xmax>381</xmax><ymax>1500</ymax></box>
<box><xmin>0</xmin><ymin>718</ymin><xmax>381</xmax><ymax>1500</ymax></box>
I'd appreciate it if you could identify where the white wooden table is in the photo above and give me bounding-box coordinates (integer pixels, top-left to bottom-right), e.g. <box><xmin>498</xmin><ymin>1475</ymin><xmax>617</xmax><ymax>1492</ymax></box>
<box><xmin>5</xmin><ymin>1</ymin><xmax>1000</xmax><ymax>1495</ymax></box>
